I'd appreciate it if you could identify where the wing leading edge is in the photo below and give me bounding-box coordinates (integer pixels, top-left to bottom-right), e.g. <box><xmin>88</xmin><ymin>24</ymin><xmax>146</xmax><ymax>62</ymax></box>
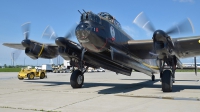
<box><xmin>3</xmin><ymin>43</ymin><xmax>25</xmax><ymax>50</ymax></box>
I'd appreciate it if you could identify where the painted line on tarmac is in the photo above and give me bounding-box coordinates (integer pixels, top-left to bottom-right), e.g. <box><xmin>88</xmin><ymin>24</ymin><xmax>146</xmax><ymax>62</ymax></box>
<box><xmin>0</xmin><ymin>77</ymin><xmax>15</xmax><ymax>80</ymax></box>
<box><xmin>0</xmin><ymin>106</ymin><xmax>59</xmax><ymax>112</ymax></box>
<box><xmin>51</xmin><ymin>94</ymin><xmax>103</xmax><ymax>111</ymax></box>
<box><xmin>116</xmin><ymin>94</ymin><xmax>200</xmax><ymax>101</ymax></box>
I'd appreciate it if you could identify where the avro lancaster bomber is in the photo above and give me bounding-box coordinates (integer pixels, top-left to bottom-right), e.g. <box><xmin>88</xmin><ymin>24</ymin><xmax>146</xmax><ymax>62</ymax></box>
<box><xmin>3</xmin><ymin>11</ymin><xmax>200</xmax><ymax>92</ymax></box>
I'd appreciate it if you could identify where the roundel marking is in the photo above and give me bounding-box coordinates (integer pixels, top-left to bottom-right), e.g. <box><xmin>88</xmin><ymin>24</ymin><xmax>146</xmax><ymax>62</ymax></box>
<box><xmin>110</xmin><ymin>26</ymin><xmax>115</xmax><ymax>38</ymax></box>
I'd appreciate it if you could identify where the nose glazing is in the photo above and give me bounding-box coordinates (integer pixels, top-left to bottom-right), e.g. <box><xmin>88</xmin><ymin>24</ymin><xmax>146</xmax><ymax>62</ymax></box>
<box><xmin>76</xmin><ymin>23</ymin><xmax>90</xmax><ymax>40</ymax></box>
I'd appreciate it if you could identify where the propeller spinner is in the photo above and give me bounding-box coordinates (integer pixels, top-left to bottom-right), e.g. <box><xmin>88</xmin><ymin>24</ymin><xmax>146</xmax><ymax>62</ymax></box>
<box><xmin>21</xmin><ymin>22</ymin><xmax>31</xmax><ymax>48</ymax></box>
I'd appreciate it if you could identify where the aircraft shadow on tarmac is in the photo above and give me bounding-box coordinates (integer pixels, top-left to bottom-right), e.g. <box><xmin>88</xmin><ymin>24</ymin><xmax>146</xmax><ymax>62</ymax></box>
<box><xmin>24</xmin><ymin>79</ymin><xmax>200</xmax><ymax>94</ymax></box>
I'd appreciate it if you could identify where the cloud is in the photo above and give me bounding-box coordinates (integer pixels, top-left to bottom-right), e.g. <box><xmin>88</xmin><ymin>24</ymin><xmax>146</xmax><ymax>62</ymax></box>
<box><xmin>173</xmin><ymin>0</ymin><xmax>194</xmax><ymax>3</ymax></box>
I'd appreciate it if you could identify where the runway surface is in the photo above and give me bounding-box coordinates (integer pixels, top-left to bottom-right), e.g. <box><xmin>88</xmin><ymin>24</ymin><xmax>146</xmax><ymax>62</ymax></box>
<box><xmin>0</xmin><ymin>71</ymin><xmax>200</xmax><ymax>112</ymax></box>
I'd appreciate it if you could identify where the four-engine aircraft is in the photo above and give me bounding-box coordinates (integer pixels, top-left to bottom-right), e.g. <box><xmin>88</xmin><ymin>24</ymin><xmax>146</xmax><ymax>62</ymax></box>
<box><xmin>3</xmin><ymin>11</ymin><xmax>200</xmax><ymax>92</ymax></box>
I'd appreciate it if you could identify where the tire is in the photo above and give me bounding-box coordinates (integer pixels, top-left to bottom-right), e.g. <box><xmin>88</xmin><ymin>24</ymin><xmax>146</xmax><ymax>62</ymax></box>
<box><xmin>70</xmin><ymin>70</ymin><xmax>84</xmax><ymax>88</ymax></box>
<box><xmin>28</xmin><ymin>73</ymin><xmax>34</xmax><ymax>80</ymax></box>
<box><xmin>18</xmin><ymin>76</ymin><xmax>24</xmax><ymax>80</ymax></box>
<box><xmin>40</xmin><ymin>72</ymin><xmax>45</xmax><ymax>79</ymax></box>
<box><xmin>162</xmin><ymin>70</ymin><xmax>172</xmax><ymax>92</ymax></box>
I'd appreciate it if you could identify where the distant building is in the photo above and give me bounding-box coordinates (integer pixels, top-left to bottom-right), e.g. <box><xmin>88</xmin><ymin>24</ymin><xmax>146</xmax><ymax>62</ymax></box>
<box><xmin>64</xmin><ymin>60</ymin><xmax>71</xmax><ymax>69</ymax></box>
<box><xmin>183</xmin><ymin>63</ymin><xmax>200</xmax><ymax>68</ymax></box>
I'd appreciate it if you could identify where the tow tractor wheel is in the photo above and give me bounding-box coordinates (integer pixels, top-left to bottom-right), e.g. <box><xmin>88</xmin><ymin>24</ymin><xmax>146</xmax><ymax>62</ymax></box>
<box><xmin>70</xmin><ymin>70</ymin><xmax>84</xmax><ymax>88</ymax></box>
<box><xmin>28</xmin><ymin>73</ymin><xmax>34</xmax><ymax>80</ymax></box>
<box><xmin>18</xmin><ymin>76</ymin><xmax>24</xmax><ymax>80</ymax></box>
<box><xmin>40</xmin><ymin>72</ymin><xmax>45</xmax><ymax>79</ymax></box>
<box><xmin>162</xmin><ymin>70</ymin><xmax>172</xmax><ymax>92</ymax></box>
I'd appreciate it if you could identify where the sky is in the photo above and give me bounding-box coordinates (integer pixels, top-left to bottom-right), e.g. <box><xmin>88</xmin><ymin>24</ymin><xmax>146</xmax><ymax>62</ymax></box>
<box><xmin>0</xmin><ymin>0</ymin><xmax>200</xmax><ymax>66</ymax></box>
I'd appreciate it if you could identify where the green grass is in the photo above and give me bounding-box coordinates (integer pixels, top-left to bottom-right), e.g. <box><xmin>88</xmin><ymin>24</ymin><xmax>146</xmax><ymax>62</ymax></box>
<box><xmin>176</xmin><ymin>69</ymin><xmax>200</xmax><ymax>72</ymax></box>
<box><xmin>0</xmin><ymin>68</ymin><xmax>21</xmax><ymax>72</ymax></box>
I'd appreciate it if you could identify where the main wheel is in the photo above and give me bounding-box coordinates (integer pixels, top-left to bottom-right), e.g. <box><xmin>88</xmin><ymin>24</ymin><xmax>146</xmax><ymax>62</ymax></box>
<box><xmin>70</xmin><ymin>70</ymin><xmax>84</xmax><ymax>88</ymax></box>
<box><xmin>40</xmin><ymin>72</ymin><xmax>45</xmax><ymax>79</ymax></box>
<box><xmin>28</xmin><ymin>73</ymin><xmax>34</xmax><ymax>80</ymax></box>
<box><xmin>162</xmin><ymin>70</ymin><xmax>172</xmax><ymax>92</ymax></box>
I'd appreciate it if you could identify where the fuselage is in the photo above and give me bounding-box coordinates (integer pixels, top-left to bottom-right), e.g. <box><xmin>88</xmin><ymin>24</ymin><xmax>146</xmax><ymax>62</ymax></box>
<box><xmin>75</xmin><ymin>11</ymin><xmax>158</xmax><ymax>72</ymax></box>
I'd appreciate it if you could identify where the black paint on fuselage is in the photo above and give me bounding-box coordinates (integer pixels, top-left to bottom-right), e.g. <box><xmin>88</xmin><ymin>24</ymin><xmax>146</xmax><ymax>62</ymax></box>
<box><xmin>75</xmin><ymin>11</ymin><xmax>158</xmax><ymax>74</ymax></box>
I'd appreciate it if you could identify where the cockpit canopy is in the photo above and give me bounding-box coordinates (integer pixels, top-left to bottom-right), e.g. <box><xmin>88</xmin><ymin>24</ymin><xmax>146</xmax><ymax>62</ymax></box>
<box><xmin>81</xmin><ymin>11</ymin><xmax>101</xmax><ymax>24</ymax></box>
<box><xmin>98</xmin><ymin>12</ymin><xmax>121</xmax><ymax>28</ymax></box>
<box><xmin>80</xmin><ymin>11</ymin><xmax>121</xmax><ymax>29</ymax></box>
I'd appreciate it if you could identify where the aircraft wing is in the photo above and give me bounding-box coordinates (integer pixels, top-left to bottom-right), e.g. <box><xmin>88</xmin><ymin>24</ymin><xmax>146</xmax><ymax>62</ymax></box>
<box><xmin>3</xmin><ymin>41</ymin><xmax>58</xmax><ymax>50</ymax></box>
<box><xmin>127</xmin><ymin>39</ymin><xmax>155</xmax><ymax>59</ymax></box>
<box><xmin>3</xmin><ymin>43</ymin><xmax>25</xmax><ymax>50</ymax></box>
<box><xmin>127</xmin><ymin>36</ymin><xmax>200</xmax><ymax>59</ymax></box>
<box><xmin>174</xmin><ymin>36</ymin><xmax>200</xmax><ymax>58</ymax></box>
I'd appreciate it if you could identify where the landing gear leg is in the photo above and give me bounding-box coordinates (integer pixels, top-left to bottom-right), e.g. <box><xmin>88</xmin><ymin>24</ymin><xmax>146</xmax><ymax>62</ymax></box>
<box><xmin>171</xmin><ymin>58</ymin><xmax>176</xmax><ymax>83</ymax></box>
<box><xmin>151</xmin><ymin>74</ymin><xmax>155</xmax><ymax>81</ymax></box>
<box><xmin>159</xmin><ymin>60</ymin><xmax>165</xmax><ymax>82</ymax></box>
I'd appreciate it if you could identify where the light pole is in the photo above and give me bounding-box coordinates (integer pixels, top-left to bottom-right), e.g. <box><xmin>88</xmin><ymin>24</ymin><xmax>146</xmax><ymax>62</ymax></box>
<box><xmin>12</xmin><ymin>53</ymin><xmax>14</xmax><ymax>67</ymax></box>
<box><xmin>57</xmin><ymin>56</ymin><xmax>58</xmax><ymax>65</ymax></box>
<box><xmin>24</xmin><ymin>57</ymin><xmax>26</xmax><ymax>67</ymax></box>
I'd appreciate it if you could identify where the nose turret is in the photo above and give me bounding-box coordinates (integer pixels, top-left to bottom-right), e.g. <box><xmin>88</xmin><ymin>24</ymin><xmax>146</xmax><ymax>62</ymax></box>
<box><xmin>76</xmin><ymin>23</ymin><xmax>91</xmax><ymax>42</ymax></box>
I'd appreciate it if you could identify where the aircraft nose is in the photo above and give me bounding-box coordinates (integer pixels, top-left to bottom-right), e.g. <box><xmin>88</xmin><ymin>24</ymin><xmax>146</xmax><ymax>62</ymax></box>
<box><xmin>76</xmin><ymin>23</ymin><xmax>91</xmax><ymax>40</ymax></box>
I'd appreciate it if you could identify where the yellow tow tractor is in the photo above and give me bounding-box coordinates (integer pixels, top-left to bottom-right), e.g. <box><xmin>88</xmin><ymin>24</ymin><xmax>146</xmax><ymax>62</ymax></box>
<box><xmin>18</xmin><ymin>67</ymin><xmax>47</xmax><ymax>80</ymax></box>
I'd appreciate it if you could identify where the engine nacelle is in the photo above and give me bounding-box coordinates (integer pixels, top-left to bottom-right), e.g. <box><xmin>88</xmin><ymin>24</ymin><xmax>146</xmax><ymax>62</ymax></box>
<box><xmin>25</xmin><ymin>43</ymin><xmax>58</xmax><ymax>59</ymax></box>
<box><xmin>56</xmin><ymin>37</ymin><xmax>82</xmax><ymax>60</ymax></box>
<box><xmin>58</xmin><ymin>46</ymin><xmax>82</xmax><ymax>60</ymax></box>
<box><xmin>25</xmin><ymin>48</ymin><xmax>38</xmax><ymax>59</ymax></box>
<box><xmin>153</xmin><ymin>30</ymin><xmax>175</xmax><ymax>59</ymax></box>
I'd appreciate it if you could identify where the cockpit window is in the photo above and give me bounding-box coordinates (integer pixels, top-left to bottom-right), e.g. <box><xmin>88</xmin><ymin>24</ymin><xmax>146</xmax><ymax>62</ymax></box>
<box><xmin>98</xmin><ymin>12</ymin><xmax>121</xmax><ymax>29</ymax></box>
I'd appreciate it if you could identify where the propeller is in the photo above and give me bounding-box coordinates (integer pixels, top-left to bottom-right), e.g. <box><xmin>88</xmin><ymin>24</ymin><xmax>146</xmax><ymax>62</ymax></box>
<box><xmin>21</xmin><ymin>22</ymin><xmax>31</xmax><ymax>39</ymax></box>
<box><xmin>42</xmin><ymin>26</ymin><xmax>58</xmax><ymax>40</ymax></box>
<box><xmin>42</xmin><ymin>25</ymin><xmax>76</xmax><ymax>41</ymax></box>
<box><xmin>133</xmin><ymin>12</ymin><xmax>155</xmax><ymax>32</ymax></box>
<box><xmin>166</xmin><ymin>18</ymin><xmax>195</xmax><ymax>35</ymax></box>
<box><xmin>42</xmin><ymin>25</ymin><xmax>85</xmax><ymax>62</ymax></box>
<box><xmin>133</xmin><ymin>12</ymin><xmax>194</xmax><ymax>35</ymax></box>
